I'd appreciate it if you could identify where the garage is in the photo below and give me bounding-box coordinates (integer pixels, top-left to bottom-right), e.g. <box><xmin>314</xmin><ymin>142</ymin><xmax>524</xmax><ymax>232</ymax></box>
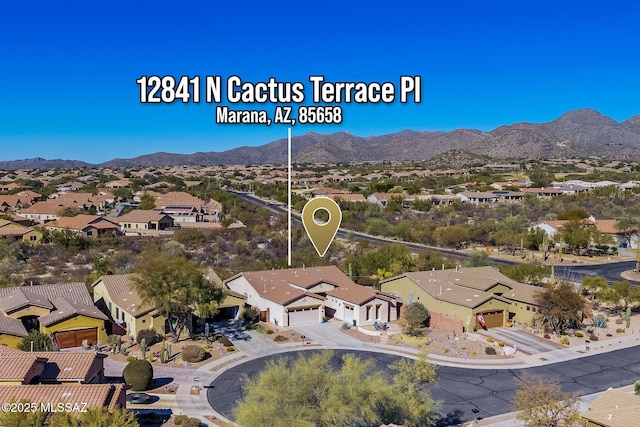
<box><xmin>475</xmin><ymin>310</ymin><xmax>504</xmax><ymax>329</ymax></box>
<box><xmin>288</xmin><ymin>307</ymin><xmax>319</xmax><ymax>326</ymax></box>
<box><xmin>55</xmin><ymin>328</ymin><xmax>98</xmax><ymax>349</ymax></box>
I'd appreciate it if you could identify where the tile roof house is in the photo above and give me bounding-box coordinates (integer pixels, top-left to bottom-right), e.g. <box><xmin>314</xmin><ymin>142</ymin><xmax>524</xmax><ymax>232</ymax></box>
<box><xmin>381</xmin><ymin>266</ymin><xmax>541</xmax><ymax>333</ymax></box>
<box><xmin>226</xmin><ymin>265</ymin><xmax>397</xmax><ymax>327</ymax></box>
<box><xmin>0</xmin><ymin>346</ymin><xmax>107</xmax><ymax>385</ymax></box>
<box><xmin>0</xmin><ymin>219</ymin><xmax>42</xmax><ymax>242</ymax></box>
<box><xmin>0</xmin><ymin>383</ymin><xmax>128</xmax><ymax>411</ymax></box>
<box><xmin>0</xmin><ymin>283</ymin><xmax>108</xmax><ymax>349</ymax></box>
<box><xmin>117</xmin><ymin>210</ymin><xmax>175</xmax><ymax>235</ymax></box>
<box><xmin>581</xmin><ymin>389</ymin><xmax>640</xmax><ymax>427</ymax></box>
<box><xmin>92</xmin><ymin>274</ymin><xmax>167</xmax><ymax>340</ymax></box>
<box><xmin>44</xmin><ymin>214</ymin><xmax>120</xmax><ymax>237</ymax></box>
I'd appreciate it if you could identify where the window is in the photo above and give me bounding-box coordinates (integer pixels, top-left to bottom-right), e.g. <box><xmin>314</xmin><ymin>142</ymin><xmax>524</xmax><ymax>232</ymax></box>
<box><xmin>142</xmin><ymin>319</ymin><xmax>146</xmax><ymax>324</ymax></box>
<box><xmin>29</xmin><ymin>235</ymin><xmax>37</xmax><ymax>241</ymax></box>
<box><xmin>116</xmin><ymin>307</ymin><xmax>119</xmax><ymax>319</ymax></box>
<box><xmin>366</xmin><ymin>305</ymin><xmax>371</xmax><ymax>321</ymax></box>
<box><xmin>86</xmin><ymin>231</ymin><xmax>93</xmax><ymax>236</ymax></box>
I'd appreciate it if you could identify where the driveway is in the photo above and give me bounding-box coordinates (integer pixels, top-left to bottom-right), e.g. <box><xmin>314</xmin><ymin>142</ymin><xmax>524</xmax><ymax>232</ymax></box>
<box><xmin>479</xmin><ymin>327</ymin><xmax>563</xmax><ymax>354</ymax></box>
<box><xmin>290</xmin><ymin>320</ymin><xmax>375</xmax><ymax>348</ymax></box>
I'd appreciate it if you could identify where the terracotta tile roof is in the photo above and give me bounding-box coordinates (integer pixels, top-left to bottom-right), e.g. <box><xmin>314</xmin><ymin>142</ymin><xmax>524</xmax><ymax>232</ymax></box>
<box><xmin>0</xmin><ymin>195</ymin><xmax>23</xmax><ymax>207</ymax></box>
<box><xmin>0</xmin><ymin>383</ymin><xmax>127</xmax><ymax>410</ymax></box>
<box><xmin>19</xmin><ymin>201</ymin><xmax>66</xmax><ymax>215</ymax></box>
<box><xmin>326</xmin><ymin>285</ymin><xmax>392</xmax><ymax>306</ymax></box>
<box><xmin>0</xmin><ymin>220</ymin><xmax>35</xmax><ymax>237</ymax></box>
<box><xmin>0</xmin><ymin>283</ymin><xmax>94</xmax><ymax>307</ymax></box>
<box><xmin>231</xmin><ymin>266</ymin><xmax>352</xmax><ymax>306</ymax></box>
<box><xmin>39</xmin><ymin>298</ymin><xmax>108</xmax><ymax>327</ymax></box>
<box><xmin>0</xmin><ymin>287</ymin><xmax>55</xmax><ymax>313</ymax></box>
<box><xmin>0</xmin><ymin>355</ymin><xmax>45</xmax><ymax>382</ymax></box>
<box><xmin>151</xmin><ymin>191</ymin><xmax>205</xmax><ymax>210</ymax></box>
<box><xmin>92</xmin><ymin>274</ymin><xmax>154</xmax><ymax>318</ymax></box>
<box><xmin>46</xmin><ymin>215</ymin><xmax>119</xmax><ymax>231</ymax></box>
<box><xmin>0</xmin><ymin>315</ymin><xmax>28</xmax><ymax>337</ymax></box>
<box><xmin>397</xmin><ymin>272</ymin><xmax>497</xmax><ymax>308</ymax></box>
<box><xmin>325</xmin><ymin>193</ymin><xmax>367</xmax><ymax>202</ymax></box>
<box><xmin>32</xmin><ymin>352</ymin><xmax>105</xmax><ymax>382</ymax></box>
<box><xmin>582</xmin><ymin>389</ymin><xmax>640</xmax><ymax>427</ymax></box>
<box><xmin>117</xmin><ymin>210</ymin><xmax>172</xmax><ymax>223</ymax></box>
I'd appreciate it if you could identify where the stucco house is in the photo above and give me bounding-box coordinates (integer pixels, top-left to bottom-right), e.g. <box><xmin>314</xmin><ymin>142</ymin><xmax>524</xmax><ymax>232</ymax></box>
<box><xmin>225</xmin><ymin>265</ymin><xmax>397</xmax><ymax>327</ymax></box>
<box><xmin>0</xmin><ymin>219</ymin><xmax>42</xmax><ymax>242</ymax></box>
<box><xmin>45</xmin><ymin>214</ymin><xmax>120</xmax><ymax>237</ymax></box>
<box><xmin>0</xmin><ymin>283</ymin><xmax>109</xmax><ymax>349</ymax></box>
<box><xmin>92</xmin><ymin>274</ymin><xmax>168</xmax><ymax>340</ymax></box>
<box><xmin>117</xmin><ymin>210</ymin><xmax>175</xmax><ymax>234</ymax></box>
<box><xmin>380</xmin><ymin>266</ymin><xmax>540</xmax><ymax>333</ymax></box>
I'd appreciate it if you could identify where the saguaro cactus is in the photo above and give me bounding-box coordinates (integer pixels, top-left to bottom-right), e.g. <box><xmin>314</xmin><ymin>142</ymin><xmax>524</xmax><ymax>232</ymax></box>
<box><xmin>140</xmin><ymin>338</ymin><xmax>147</xmax><ymax>359</ymax></box>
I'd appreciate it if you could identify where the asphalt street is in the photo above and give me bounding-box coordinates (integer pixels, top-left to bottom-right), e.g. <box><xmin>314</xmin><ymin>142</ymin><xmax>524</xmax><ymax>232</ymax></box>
<box><xmin>230</xmin><ymin>190</ymin><xmax>640</xmax><ymax>283</ymax></box>
<box><xmin>207</xmin><ymin>345</ymin><xmax>640</xmax><ymax>425</ymax></box>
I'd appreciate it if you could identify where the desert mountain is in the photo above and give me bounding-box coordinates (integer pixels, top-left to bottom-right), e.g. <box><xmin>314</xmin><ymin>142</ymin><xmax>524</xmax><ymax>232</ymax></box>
<box><xmin>1</xmin><ymin>109</ymin><xmax>639</xmax><ymax>169</ymax></box>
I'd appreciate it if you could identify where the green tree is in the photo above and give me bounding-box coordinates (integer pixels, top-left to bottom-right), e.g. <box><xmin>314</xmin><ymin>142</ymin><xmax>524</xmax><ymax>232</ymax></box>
<box><xmin>468</xmin><ymin>250</ymin><xmax>492</xmax><ymax>267</ymax></box>
<box><xmin>499</xmin><ymin>263</ymin><xmax>550</xmax><ymax>285</ymax></box>
<box><xmin>580</xmin><ymin>275</ymin><xmax>608</xmax><ymax>300</ymax></box>
<box><xmin>434</xmin><ymin>225</ymin><xmax>470</xmax><ymax>248</ymax></box>
<box><xmin>18</xmin><ymin>330</ymin><xmax>54</xmax><ymax>351</ymax></box>
<box><xmin>112</xmin><ymin>187</ymin><xmax>132</xmax><ymax>201</ymax></box>
<box><xmin>233</xmin><ymin>350</ymin><xmax>440</xmax><ymax>427</ymax></box>
<box><xmin>557</xmin><ymin>208</ymin><xmax>589</xmax><ymax>220</ymax></box>
<box><xmin>401</xmin><ymin>302</ymin><xmax>430</xmax><ymax>336</ymax></box>
<box><xmin>50</xmin><ymin>405</ymin><xmax>139</xmax><ymax>427</ymax></box>
<box><xmin>601</xmin><ymin>280</ymin><xmax>640</xmax><ymax>311</ymax></box>
<box><xmin>0</xmin><ymin>400</ymin><xmax>48</xmax><ymax>426</ymax></box>
<box><xmin>132</xmin><ymin>253</ymin><xmax>225</xmax><ymax>342</ymax></box>
<box><xmin>534</xmin><ymin>281</ymin><xmax>584</xmax><ymax>334</ymax></box>
<box><xmin>513</xmin><ymin>373</ymin><xmax>581</xmax><ymax>427</ymax></box>
<box><xmin>138</xmin><ymin>194</ymin><xmax>155</xmax><ymax>210</ymax></box>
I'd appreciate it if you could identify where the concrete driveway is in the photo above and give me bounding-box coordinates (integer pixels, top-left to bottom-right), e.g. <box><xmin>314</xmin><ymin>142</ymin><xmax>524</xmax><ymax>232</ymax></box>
<box><xmin>480</xmin><ymin>327</ymin><xmax>563</xmax><ymax>354</ymax></box>
<box><xmin>291</xmin><ymin>319</ymin><xmax>375</xmax><ymax>348</ymax></box>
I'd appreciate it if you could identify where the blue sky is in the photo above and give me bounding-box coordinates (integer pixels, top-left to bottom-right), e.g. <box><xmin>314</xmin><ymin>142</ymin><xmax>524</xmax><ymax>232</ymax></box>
<box><xmin>1</xmin><ymin>1</ymin><xmax>639</xmax><ymax>164</ymax></box>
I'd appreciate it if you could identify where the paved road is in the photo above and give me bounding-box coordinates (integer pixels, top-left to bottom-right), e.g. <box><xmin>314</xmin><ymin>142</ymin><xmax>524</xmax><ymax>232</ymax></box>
<box><xmin>230</xmin><ymin>190</ymin><xmax>640</xmax><ymax>281</ymax></box>
<box><xmin>206</xmin><ymin>345</ymin><xmax>640</xmax><ymax>425</ymax></box>
<box><xmin>480</xmin><ymin>327</ymin><xmax>563</xmax><ymax>355</ymax></box>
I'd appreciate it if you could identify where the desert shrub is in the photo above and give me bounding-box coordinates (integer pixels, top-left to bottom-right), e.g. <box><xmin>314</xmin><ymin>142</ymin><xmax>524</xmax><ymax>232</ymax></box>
<box><xmin>589</xmin><ymin>335</ymin><xmax>598</xmax><ymax>341</ymax></box>
<box><xmin>486</xmin><ymin>337</ymin><xmax>494</xmax><ymax>343</ymax></box>
<box><xmin>543</xmin><ymin>334</ymin><xmax>551</xmax><ymax>339</ymax></box>
<box><xmin>616</xmin><ymin>318</ymin><xmax>624</xmax><ymax>324</ymax></box>
<box><xmin>174</xmin><ymin>415</ymin><xmax>188</xmax><ymax>425</ymax></box>
<box><xmin>182</xmin><ymin>345</ymin><xmax>206</xmax><ymax>363</ymax></box>
<box><xmin>123</xmin><ymin>359</ymin><xmax>153</xmax><ymax>391</ymax></box>
<box><xmin>107</xmin><ymin>334</ymin><xmax>119</xmax><ymax>345</ymax></box>
<box><xmin>226</xmin><ymin>346</ymin><xmax>235</xmax><ymax>352</ymax></box>
<box><xmin>241</xmin><ymin>307</ymin><xmax>259</xmax><ymax>324</ymax></box>
<box><xmin>559</xmin><ymin>337</ymin><xmax>570</xmax><ymax>345</ymax></box>
<box><xmin>266</xmin><ymin>329</ymin><xmax>274</xmax><ymax>334</ymax></box>
<box><xmin>218</xmin><ymin>336</ymin><xmax>233</xmax><ymax>347</ymax></box>
<box><xmin>574</xmin><ymin>332</ymin><xmax>584</xmax><ymax>338</ymax></box>
<box><xmin>274</xmin><ymin>335</ymin><xmax>289</xmax><ymax>342</ymax></box>
<box><xmin>616</xmin><ymin>328</ymin><xmax>625</xmax><ymax>333</ymax></box>
<box><xmin>635</xmin><ymin>381</ymin><xmax>640</xmax><ymax>396</ymax></box>
<box><xmin>126</xmin><ymin>356</ymin><xmax>135</xmax><ymax>362</ymax></box>
<box><xmin>137</xmin><ymin>329</ymin><xmax>163</xmax><ymax>346</ymax></box>
<box><xmin>485</xmin><ymin>347</ymin><xmax>496</xmax><ymax>355</ymax></box>
<box><xmin>498</xmin><ymin>342</ymin><xmax>505</xmax><ymax>347</ymax></box>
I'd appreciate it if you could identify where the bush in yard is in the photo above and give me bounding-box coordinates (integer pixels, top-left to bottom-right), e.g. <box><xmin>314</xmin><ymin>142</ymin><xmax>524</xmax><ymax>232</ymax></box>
<box><xmin>574</xmin><ymin>332</ymin><xmax>584</xmax><ymax>338</ymax></box>
<box><xmin>137</xmin><ymin>329</ymin><xmax>163</xmax><ymax>346</ymax></box>
<box><xmin>123</xmin><ymin>359</ymin><xmax>153</xmax><ymax>391</ymax></box>
<box><xmin>559</xmin><ymin>337</ymin><xmax>570</xmax><ymax>345</ymax></box>
<box><xmin>274</xmin><ymin>335</ymin><xmax>289</xmax><ymax>342</ymax></box>
<box><xmin>182</xmin><ymin>345</ymin><xmax>206</xmax><ymax>363</ymax></box>
<box><xmin>616</xmin><ymin>328</ymin><xmax>625</xmax><ymax>333</ymax></box>
<box><xmin>485</xmin><ymin>347</ymin><xmax>497</xmax><ymax>355</ymax></box>
<box><xmin>589</xmin><ymin>335</ymin><xmax>599</xmax><ymax>341</ymax></box>
<box><xmin>174</xmin><ymin>415</ymin><xmax>201</xmax><ymax>426</ymax></box>
<box><xmin>218</xmin><ymin>336</ymin><xmax>233</xmax><ymax>347</ymax></box>
<box><xmin>401</xmin><ymin>302</ymin><xmax>430</xmax><ymax>336</ymax></box>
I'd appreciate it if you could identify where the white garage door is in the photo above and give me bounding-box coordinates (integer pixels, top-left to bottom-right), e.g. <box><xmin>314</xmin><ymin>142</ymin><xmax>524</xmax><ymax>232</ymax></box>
<box><xmin>288</xmin><ymin>307</ymin><xmax>319</xmax><ymax>326</ymax></box>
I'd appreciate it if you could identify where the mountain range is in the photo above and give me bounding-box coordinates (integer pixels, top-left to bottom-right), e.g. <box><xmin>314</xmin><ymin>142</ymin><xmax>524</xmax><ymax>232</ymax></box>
<box><xmin>2</xmin><ymin>109</ymin><xmax>640</xmax><ymax>169</ymax></box>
